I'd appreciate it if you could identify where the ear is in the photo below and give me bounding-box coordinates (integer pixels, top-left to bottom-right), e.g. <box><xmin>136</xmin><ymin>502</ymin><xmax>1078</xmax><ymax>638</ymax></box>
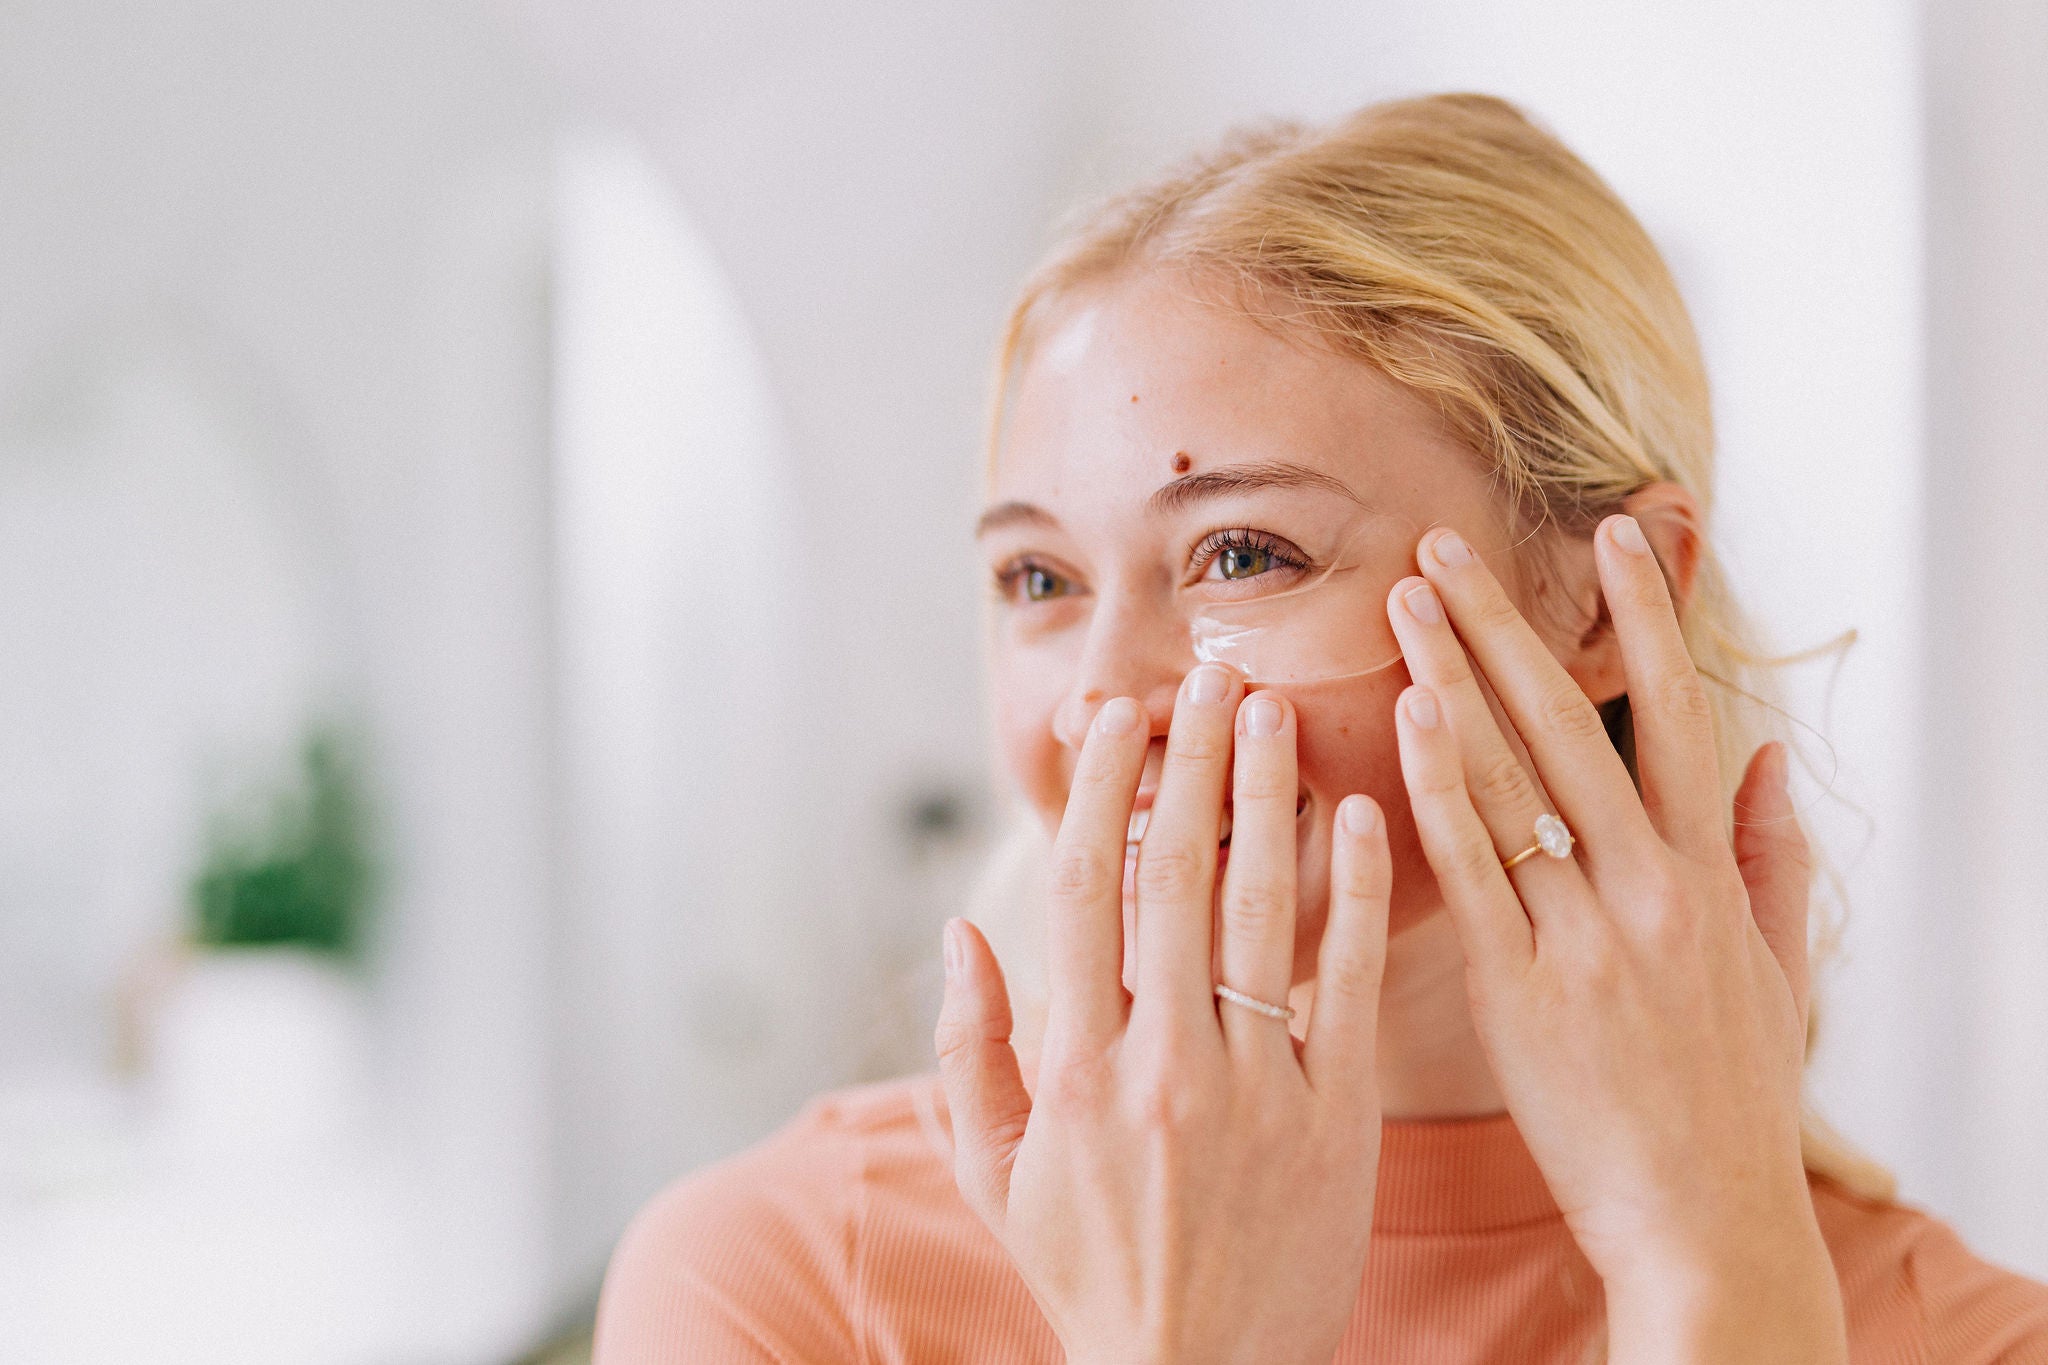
<box><xmin>1560</xmin><ymin>481</ymin><xmax>1704</xmax><ymax>705</ymax></box>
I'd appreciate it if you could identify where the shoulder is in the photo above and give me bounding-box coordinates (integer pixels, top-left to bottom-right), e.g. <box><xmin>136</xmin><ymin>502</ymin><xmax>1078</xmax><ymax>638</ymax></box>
<box><xmin>593</xmin><ymin>1071</ymin><xmax>1001</xmax><ymax>1364</ymax></box>
<box><xmin>614</xmin><ymin>1069</ymin><xmax>953</xmax><ymax>1259</ymax></box>
<box><xmin>1811</xmin><ymin>1176</ymin><xmax>2048</xmax><ymax>1362</ymax></box>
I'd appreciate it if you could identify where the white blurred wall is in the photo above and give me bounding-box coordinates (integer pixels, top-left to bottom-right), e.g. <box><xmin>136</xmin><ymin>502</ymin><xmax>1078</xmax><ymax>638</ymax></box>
<box><xmin>1922</xmin><ymin>0</ymin><xmax>2048</xmax><ymax>1283</ymax></box>
<box><xmin>0</xmin><ymin>4</ymin><xmax>563</xmax><ymax>1358</ymax></box>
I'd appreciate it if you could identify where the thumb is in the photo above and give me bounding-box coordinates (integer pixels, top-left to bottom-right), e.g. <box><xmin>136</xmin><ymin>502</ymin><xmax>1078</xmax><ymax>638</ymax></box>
<box><xmin>1732</xmin><ymin>741</ymin><xmax>1813</xmax><ymax>1029</ymax></box>
<box><xmin>932</xmin><ymin>917</ymin><xmax>1031</xmax><ymax>1230</ymax></box>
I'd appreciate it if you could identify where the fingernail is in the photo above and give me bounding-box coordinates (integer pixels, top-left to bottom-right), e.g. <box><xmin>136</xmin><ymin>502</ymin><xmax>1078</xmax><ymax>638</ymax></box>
<box><xmin>1608</xmin><ymin>515</ymin><xmax>1650</xmax><ymax>555</ymax></box>
<box><xmin>1404</xmin><ymin>686</ymin><xmax>1441</xmax><ymax>729</ymax></box>
<box><xmin>1242</xmin><ymin>694</ymin><xmax>1283</xmax><ymax>737</ymax></box>
<box><xmin>943</xmin><ymin>919</ymin><xmax>962</xmax><ymax>979</ymax></box>
<box><xmin>1185</xmin><ymin>663</ymin><xmax>1232</xmax><ymax>704</ymax></box>
<box><xmin>1403</xmin><ymin>581</ymin><xmax>1443</xmax><ymax>625</ymax></box>
<box><xmin>1095</xmin><ymin>696</ymin><xmax>1142</xmax><ymax>736</ymax></box>
<box><xmin>1431</xmin><ymin>531</ymin><xmax>1473</xmax><ymax>567</ymax></box>
<box><xmin>1340</xmin><ymin>795</ymin><xmax>1379</xmax><ymax>836</ymax></box>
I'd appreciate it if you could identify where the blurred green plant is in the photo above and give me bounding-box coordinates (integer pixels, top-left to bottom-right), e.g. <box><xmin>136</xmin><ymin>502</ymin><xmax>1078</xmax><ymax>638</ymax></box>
<box><xmin>189</xmin><ymin>730</ymin><xmax>373</xmax><ymax>959</ymax></box>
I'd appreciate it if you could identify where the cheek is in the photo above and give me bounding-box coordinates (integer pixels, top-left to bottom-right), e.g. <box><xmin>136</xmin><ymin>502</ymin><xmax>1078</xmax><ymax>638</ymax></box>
<box><xmin>1291</xmin><ymin>676</ymin><xmax>1406</xmax><ymax>810</ymax></box>
<box><xmin>1287</xmin><ymin>670</ymin><xmax>1446</xmax><ymax>949</ymax></box>
<box><xmin>991</xmin><ymin>661</ymin><xmax>1071</xmax><ymax>835</ymax></box>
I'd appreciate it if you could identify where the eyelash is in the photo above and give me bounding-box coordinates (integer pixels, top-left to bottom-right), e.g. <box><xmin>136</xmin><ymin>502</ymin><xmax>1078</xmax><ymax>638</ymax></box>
<box><xmin>993</xmin><ymin>527</ymin><xmax>1313</xmax><ymax>604</ymax></box>
<box><xmin>993</xmin><ymin>557</ymin><xmax>1068</xmax><ymax>603</ymax></box>
<box><xmin>1189</xmin><ymin>527</ymin><xmax>1312</xmax><ymax>581</ymax></box>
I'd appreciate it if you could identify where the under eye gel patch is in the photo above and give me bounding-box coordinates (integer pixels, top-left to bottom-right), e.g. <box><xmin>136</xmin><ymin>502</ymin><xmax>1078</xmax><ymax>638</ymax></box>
<box><xmin>1188</xmin><ymin>514</ymin><xmax>1421</xmax><ymax>685</ymax></box>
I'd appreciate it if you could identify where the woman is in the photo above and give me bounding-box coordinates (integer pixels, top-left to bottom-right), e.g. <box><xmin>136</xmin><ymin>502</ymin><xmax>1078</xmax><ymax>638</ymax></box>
<box><xmin>595</xmin><ymin>94</ymin><xmax>2048</xmax><ymax>1361</ymax></box>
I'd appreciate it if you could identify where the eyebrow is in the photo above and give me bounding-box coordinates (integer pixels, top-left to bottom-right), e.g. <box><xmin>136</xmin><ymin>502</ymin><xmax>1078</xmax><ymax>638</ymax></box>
<box><xmin>975</xmin><ymin>501</ymin><xmax>1060</xmax><ymax>538</ymax></box>
<box><xmin>974</xmin><ymin>460</ymin><xmax>1371</xmax><ymax>540</ymax></box>
<box><xmin>1147</xmin><ymin>461</ymin><xmax>1371</xmax><ymax>516</ymax></box>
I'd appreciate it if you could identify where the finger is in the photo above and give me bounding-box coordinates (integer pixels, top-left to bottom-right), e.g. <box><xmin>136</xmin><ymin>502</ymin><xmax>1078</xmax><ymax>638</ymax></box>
<box><xmin>933</xmin><ymin>917</ymin><xmax>1032</xmax><ymax>1229</ymax></box>
<box><xmin>1418</xmin><ymin>528</ymin><xmax>1657</xmax><ymax>864</ymax></box>
<box><xmin>1596</xmin><ymin>514</ymin><xmax>1724</xmax><ymax>854</ymax></box>
<box><xmin>1302</xmin><ymin>795</ymin><xmax>1391</xmax><ymax>1098</ymax></box>
<box><xmin>1133</xmin><ymin>662</ymin><xmax>1242</xmax><ymax>1026</ymax></box>
<box><xmin>1732</xmin><ymin>742</ymin><xmax>1813</xmax><ymax>1029</ymax></box>
<box><xmin>1216</xmin><ymin>691</ymin><xmax>1302</xmax><ymax>1063</ymax></box>
<box><xmin>1046</xmin><ymin>696</ymin><xmax>1149</xmax><ymax>1045</ymax></box>
<box><xmin>1395</xmin><ymin>684</ymin><xmax>1534</xmax><ymax>974</ymax></box>
<box><xmin>1388</xmin><ymin>576</ymin><xmax>1589</xmax><ymax>926</ymax></box>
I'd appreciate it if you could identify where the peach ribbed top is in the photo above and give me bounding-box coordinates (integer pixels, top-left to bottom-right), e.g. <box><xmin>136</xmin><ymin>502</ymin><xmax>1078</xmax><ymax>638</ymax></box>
<box><xmin>595</xmin><ymin>1071</ymin><xmax>2048</xmax><ymax>1362</ymax></box>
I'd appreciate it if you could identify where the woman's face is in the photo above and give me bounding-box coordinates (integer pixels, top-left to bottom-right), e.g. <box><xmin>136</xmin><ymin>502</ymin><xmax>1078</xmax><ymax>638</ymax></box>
<box><xmin>982</xmin><ymin>269</ymin><xmax>1551</xmax><ymax>982</ymax></box>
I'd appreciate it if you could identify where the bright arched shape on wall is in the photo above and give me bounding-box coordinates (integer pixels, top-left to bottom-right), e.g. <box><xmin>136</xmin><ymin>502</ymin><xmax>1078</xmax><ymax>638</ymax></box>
<box><xmin>550</xmin><ymin>132</ymin><xmax>814</xmax><ymax>1283</ymax></box>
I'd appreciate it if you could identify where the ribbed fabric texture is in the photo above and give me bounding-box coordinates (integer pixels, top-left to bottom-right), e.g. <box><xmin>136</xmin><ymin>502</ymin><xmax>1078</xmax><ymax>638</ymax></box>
<box><xmin>594</xmin><ymin>1070</ymin><xmax>2048</xmax><ymax>1363</ymax></box>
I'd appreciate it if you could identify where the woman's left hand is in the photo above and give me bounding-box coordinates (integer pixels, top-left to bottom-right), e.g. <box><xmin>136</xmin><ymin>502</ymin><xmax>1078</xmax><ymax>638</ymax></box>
<box><xmin>1385</xmin><ymin>515</ymin><xmax>1846</xmax><ymax>1364</ymax></box>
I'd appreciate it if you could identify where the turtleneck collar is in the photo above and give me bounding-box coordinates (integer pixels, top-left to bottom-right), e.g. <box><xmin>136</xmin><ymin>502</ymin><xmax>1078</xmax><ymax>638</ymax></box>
<box><xmin>1374</xmin><ymin>1112</ymin><xmax>1561</xmax><ymax>1234</ymax></box>
<box><xmin>977</xmin><ymin>1053</ymin><xmax>1562</xmax><ymax>1237</ymax></box>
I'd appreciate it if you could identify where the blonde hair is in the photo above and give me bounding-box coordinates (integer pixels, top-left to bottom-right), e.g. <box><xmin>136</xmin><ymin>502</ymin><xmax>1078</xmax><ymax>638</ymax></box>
<box><xmin>983</xmin><ymin>92</ymin><xmax>1892</xmax><ymax>1201</ymax></box>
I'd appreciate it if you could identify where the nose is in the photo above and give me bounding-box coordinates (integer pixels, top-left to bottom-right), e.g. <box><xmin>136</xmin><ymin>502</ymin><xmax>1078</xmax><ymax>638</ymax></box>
<box><xmin>1051</xmin><ymin>590</ymin><xmax>1193</xmax><ymax>750</ymax></box>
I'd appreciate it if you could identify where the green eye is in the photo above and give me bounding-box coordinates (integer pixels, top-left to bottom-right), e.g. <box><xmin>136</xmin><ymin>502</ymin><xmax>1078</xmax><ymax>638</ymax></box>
<box><xmin>1197</xmin><ymin>529</ymin><xmax>1307</xmax><ymax>584</ymax></box>
<box><xmin>1219</xmin><ymin>547</ymin><xmax>1273</xmax><ymax>579</ymax></box>
<box><xmin>994</xmin><ymin>558</ymin><xmax>1077</xmax><ymax>604</ymax></box>
<box><xmin>1023</xmin><ymin>566</ymin><xmax>1067</xmax><ymax>601</ymax></box>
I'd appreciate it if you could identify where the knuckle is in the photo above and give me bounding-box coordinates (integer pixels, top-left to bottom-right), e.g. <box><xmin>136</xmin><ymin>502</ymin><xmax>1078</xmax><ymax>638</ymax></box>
<box><xmin>1539</xmin><ymin>679</ymin><xmax>1608</xmax><ymax>741</ymax></box>
<box><xmin>1071</xmin><ymin>760</ymin><xmax>1129</xmax><ymax>800</ymax></box>
<box><xmin>1581</xmin><ymin>944</ymin><xmax>1624</xmax><ymax>995</ymax></box>
<box><xmin>1221</xmin><ymin>881</ymin><xmax>1288</xmax><ymax>938</ymax></box>
<box><xmin>1413</xmin><ymin>758</ymin><xmax>1470</xmax><ymax>800</ymax></box>
<box><xmin>1473</xmin><ymin>587</ymin><xmax>1524</xmax><ymax>632</ymax></box>
<box><xmin>1446</xmin><ymin>832</ymin><xmax>1506</xmax><ymax>890</ymax></box>
<box><xmin>1167</xmin><ymin>726</ymin><xmax>1230</xmax><ymax>766</ymax></box>
<box><xmin>1134</xmin><ymin>1072</ymin><xmax>1208</xmax><ymax>1133</ymax></box>
<box><xmin>1135</xmin><ymin>846</ymin><xmax>1206</xmax><ymax>899</ymax></box>
<box><xmin>1232</xmin><ymin>763</ymin><xmax>1296</xmax><ymax>804</ymax></box>
<box><xmin>1646</xmin><ymin>903</ymin><xmax>1707</xmax><ymax>956</ymax></box>
<box><xmin>1640</xmin><ymin>862</ymin><xmax>1690</xmax><ymax>910</ymax></box>
<box><xmin>1050</xmin><ymin>844</ymin><xmax>1117</xmax><ymax>903</ymax></box>
<box><xmin>1571</xmin><ymin>921</ymin><xmax>1625</xmax><ymax>988</ymax></box>
<box><xmin>1637</xmin><ymin>867</ymin><xmax>1706</xmax><ymax>941</ymax></box>
<box><xmin>932</xmin><ymin>1017</ymin><xmax>985</xmax><ymax>1067</ymax></box>
<box><xmin>1340</xmin><ymin>852</ymin><xmax>1389</xmax><ymax>904</ymax></box>
<box><xmin>979</xmin><ymin>1106</ymin><xmax>1032</xmax><ymax>1160</ymax></box>
<box><xmin>1312</xmin><ymin>955</ymin><xmax>1378</xmax><ymax>1015</ymax></box>
<box><xmin>1039</xmin><ymin>1050</ymin><xmax>1113</xmax><ymax>1113</ymax></box>
<box><xmin>1472</xmin><ymin>751</ymin><xmax>1541</xmax><ymax>811</ymax></box>
<box><xmin>1655</xmin><ymin>670</ymin><xmax>1716</xmax><ymax>727</ymax></box>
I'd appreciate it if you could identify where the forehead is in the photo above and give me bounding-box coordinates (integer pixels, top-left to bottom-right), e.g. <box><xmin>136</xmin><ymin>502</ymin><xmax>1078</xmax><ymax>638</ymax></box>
<box><xmin>993</xmin><ymin>270</ymin><xmax>1480</xmax><ymax>512</ymax></box>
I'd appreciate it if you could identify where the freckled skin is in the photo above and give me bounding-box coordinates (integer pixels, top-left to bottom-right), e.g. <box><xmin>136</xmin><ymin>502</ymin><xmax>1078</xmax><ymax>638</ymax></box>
<box><xmin>986</xmin><ymin>271</ymin><xmax>1603</xmax><ymax>986</ymax></box>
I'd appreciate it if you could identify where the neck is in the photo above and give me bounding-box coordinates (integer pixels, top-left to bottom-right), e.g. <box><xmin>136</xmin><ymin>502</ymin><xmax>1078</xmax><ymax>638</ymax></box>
<box><xmin>1366</xmin><ymin>908</ymin><xmax>1504</xmax><ymax>1118</ymax></box>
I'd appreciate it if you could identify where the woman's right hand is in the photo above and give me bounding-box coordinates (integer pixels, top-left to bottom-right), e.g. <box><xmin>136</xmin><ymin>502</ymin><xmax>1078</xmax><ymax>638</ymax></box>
<box><xmin>934</xmin><ymin>663</ymin><xmax>1393</xmax><ymax>1365</ymax></box>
